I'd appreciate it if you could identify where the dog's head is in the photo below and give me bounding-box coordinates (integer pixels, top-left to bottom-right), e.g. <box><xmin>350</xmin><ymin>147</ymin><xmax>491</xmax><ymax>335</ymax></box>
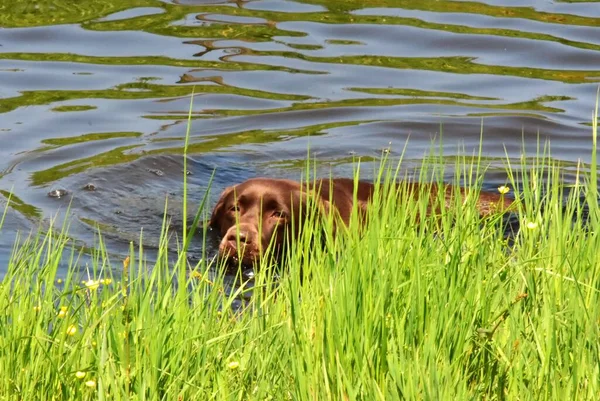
<box><xmin>209</xmin><ymin>178</ymin><xmax>330</xmax><ymax>267</ymax></box>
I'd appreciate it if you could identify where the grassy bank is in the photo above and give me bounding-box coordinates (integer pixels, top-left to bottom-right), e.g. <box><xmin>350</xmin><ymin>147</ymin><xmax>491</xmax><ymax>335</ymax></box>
<box><xmin>1</xmin><ymin>108</ymin><xmax>599</xmax><ymax>400</ymax></box>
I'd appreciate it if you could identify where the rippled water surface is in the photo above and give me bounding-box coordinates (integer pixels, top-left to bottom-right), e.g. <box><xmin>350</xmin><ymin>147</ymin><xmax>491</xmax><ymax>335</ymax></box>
<box><xmin>0</xmin><ymin>0</ymin><xmax>599</xmax><ymax>271</ymax></box>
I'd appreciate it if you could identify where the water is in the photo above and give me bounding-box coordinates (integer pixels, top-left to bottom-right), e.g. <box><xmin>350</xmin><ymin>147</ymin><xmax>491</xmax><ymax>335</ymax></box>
<box><xmin>0</xmin><ymin>0</ymin><xmax>599</xmax><ymax>273</ymax></box>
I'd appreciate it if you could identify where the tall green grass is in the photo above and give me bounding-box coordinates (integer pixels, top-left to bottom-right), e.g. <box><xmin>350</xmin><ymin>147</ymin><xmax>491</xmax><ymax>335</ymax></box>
<box><xmin>1</xmin><ymin>100</ymin><xmax>599</xmax><ymax>400</ymax></box>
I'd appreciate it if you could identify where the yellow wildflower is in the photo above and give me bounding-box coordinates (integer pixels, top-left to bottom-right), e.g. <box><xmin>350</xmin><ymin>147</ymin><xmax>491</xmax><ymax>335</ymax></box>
<box><xmin>75</xmin><ymin>371</ymin><xmax>86</xmax><ymax>379</ymax></box>
<box><xmin>227</xmin><ymin>361</ymin><xmax>240</xmax><ymax>370</ymax></box>
<box><xmin>66</xmin><ymin>325</ymin><xmax>77</xmax><ymax>336</ymax></box>
<box><xmin>58</xmin><ymin>306</ymin><xmax>68</xmax><ymax>318</ymax></box>
<box><xmin>498</xmin><ymin>185</ymin><xmax>510</xmax><ymax>195</ymax></box>
<box><xmin>83</xmin><ymin>280</ymin><xmax>100</xmax><ymax>290</ymax></box>
<box><xmin>85</xmin><ymin>380</ymin><xmax>96</xmax><ymax>388</ymax></box>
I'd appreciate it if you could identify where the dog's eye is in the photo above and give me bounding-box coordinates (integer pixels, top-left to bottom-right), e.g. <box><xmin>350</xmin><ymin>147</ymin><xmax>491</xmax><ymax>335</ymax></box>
<box><xmin>272</xmin><ymin>210</ymin><xmax>287</xmax><ymax>218</ymax></box>
<box><xmin>229</xmin><ymin>205</ymin><xmax>240</xmax><ymax>213</ymax></box>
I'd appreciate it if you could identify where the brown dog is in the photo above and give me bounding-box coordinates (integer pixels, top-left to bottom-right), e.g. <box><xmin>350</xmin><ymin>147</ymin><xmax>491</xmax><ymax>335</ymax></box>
<box><xmin>209</xmin><ymin>177</ymin><xmax>514</xmax><ymax>266</ymax></box>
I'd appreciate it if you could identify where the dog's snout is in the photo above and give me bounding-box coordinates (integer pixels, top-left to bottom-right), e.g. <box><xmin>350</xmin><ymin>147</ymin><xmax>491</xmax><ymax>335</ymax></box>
<box><xmin>224</xmin><ymin>226</ymin><xmax>255</xmax><ymax>246</ymax></box>
<box><xmin>219</xmin><ymin>224</ymin><xmax>262</xmax><ymax>266</ymax></box>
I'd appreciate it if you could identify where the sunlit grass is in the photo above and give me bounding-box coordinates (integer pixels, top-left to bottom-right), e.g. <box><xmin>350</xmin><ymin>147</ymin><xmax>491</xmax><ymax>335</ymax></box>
<box><xmin>0</xmin><ymin>99</ymin><xmax>599</xmax><ymax>399</ymax></box>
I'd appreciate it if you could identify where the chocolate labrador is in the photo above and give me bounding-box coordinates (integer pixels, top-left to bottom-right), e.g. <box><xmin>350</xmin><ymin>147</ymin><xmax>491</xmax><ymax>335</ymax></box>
<box><xmin>209</xmin><ymin>177</ymin><xmax>514</xmax><ymax>267</ymax></box>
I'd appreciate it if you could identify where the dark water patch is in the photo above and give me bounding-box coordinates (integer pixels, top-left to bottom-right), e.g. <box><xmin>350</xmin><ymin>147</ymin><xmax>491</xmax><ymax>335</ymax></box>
<box><xmin>39</xmin><ymin>154</ymin><xmax>263</xmax><ymax>260</ymax></box>
<box><xmin>3</xmin><ymin>151</ymin><xmax>268</xmax><ymax>252</ymax></box>
<box><xmin>0</xmin><ymin>208</ymin><xmax>33</xmax><ymax>271</ymax></box>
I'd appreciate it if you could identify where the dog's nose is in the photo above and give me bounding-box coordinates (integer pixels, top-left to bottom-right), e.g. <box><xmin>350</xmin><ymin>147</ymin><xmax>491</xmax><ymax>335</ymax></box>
<box><xmin>226</xmin><ymin>229</ymin><xmax>251</xmax><ymax>244</ymax></box>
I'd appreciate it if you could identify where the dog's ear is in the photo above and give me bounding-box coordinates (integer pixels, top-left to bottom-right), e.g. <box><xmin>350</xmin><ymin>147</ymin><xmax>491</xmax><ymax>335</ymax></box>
<box><xmin>208</xmin><ymin>186</ymin><xmax>234</xmax><ymax>228</ymax></box>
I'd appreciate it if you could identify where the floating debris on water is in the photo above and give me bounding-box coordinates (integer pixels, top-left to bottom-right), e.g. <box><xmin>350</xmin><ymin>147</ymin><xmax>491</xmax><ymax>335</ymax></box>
<box><xmin>147</xmin><ymin>168</ymin><xmax>164</xmax><ymax>176</ymax></box>
<box><xmin>47</xmin><ymin>189</ymin><xmax>68</xmax><ymax>198</ymax></box>
<box><xmin>82</xmin><ymin>183</ymin><xmax>96</xmax><ymax>191</ymax></box>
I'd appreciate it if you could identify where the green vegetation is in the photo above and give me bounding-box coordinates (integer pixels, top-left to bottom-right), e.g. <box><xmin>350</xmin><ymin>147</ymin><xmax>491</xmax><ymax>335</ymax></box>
<box><xmin>1</xmin><ymin>99</ymin><xmax>599</xmax><ymax>400</ymax></box>
<box><xmin>51</xmin><ymin>105</ymin><xmax>97</xmax><ymax>113</ymax></box>
<box><xmin>41</xmin><ymin>132</ymin><xmax>142</xmax><ymax>147</ymax></box>
<box><xmin>30</xmin><ymin>145</ymin><xmax>141</xmax><ymax>186</ymax></box>
<box><xmin>0</xmin><ymin>190</ymin><xmax>41</xmax><ymax>220</ymax></box>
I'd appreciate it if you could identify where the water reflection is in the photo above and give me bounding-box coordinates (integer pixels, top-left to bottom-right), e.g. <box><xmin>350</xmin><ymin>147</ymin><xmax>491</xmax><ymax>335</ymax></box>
<box><xmin>0</xmin><ymin>0</ymin><xmax>599</xmax><ymax>273</ymax></box>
